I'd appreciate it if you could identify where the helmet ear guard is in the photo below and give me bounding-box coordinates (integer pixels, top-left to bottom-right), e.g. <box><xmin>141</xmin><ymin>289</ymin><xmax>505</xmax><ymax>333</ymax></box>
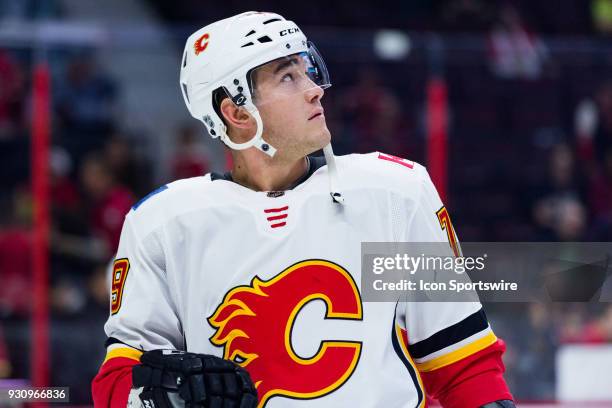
<box><xmin>215</xmin><ymin>100</ymin><xmax>277</xmax><ymax>157</ymax></box>
<box><xmin>219</xmin><ymin>73</ymin><xmax>277</xmax><ymax>156</ymax></box>
<box><xmin>206</xmin><ymin>79</ymin><xmax>276</xmax><ymax>157</ymax></box>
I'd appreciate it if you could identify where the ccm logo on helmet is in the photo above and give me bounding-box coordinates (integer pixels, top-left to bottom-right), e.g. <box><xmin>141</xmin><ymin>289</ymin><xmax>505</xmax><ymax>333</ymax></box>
<box><xmin>194</xmin><ymin>33</ymin><xmax>210</xmax><ymax>56</ymax></box>
<box><xmin>279</xmin><ymin>27</ymin><xmax>300</xmax><ymax>36</ymax></box>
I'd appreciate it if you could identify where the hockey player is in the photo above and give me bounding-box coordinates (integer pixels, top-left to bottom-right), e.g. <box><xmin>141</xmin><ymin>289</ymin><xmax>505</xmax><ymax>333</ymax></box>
<box><xmin>92</xmin><ymin>12</ymin><xmax>515</xmax><ymax>408</ymax></box>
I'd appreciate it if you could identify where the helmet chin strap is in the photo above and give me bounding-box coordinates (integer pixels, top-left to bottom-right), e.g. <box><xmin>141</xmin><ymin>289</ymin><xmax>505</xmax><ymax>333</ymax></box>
<box><xmin>323</xmin><ymin>143</ymin><xmax>344</xmax><ymax>204</ymax></box>
<box><xmin>218</xmin><ymin>104</ymin><xmax>277</xmax><ymax>157</ymax></box>
<box><xmin>218</xmin><ymin>104</ymin><xmax>343</xmax><ymax>204</ymax></box>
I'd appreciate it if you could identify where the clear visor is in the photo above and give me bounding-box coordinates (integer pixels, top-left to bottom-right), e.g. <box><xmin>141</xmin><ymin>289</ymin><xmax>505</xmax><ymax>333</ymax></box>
<box><xmin>247</xmin><ymin>41</ymin><xmax>331</xmax><ymax>107</ymax></box>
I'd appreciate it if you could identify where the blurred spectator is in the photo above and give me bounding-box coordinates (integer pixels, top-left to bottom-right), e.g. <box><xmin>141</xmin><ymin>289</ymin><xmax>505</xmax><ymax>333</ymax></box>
<box><xmin>593</xmin><ymin>81</ymin><xmax>612</xmax><ymax>166</ymax></box>
<box><xmin>56</xmin><ymin>55</ymin><xmax>118</xmax><ymax>159</ymax></box>
<box><xmin>47</xmin><ymin>147</ymin><xmax>105</xmax><ymax>265</ymax></box>
<box><xmin>0</xmin><ymin>50</ymin><xmax>25</xmax><ymax>138</ymax></box>
<box><xmin>574</xmin><ymin>98</ymin><xmax>599</xmax><ymax>168</ymax></box>
<box><xmin>170</xmin><ymin>125</ymin><xmax>211</xmax><ymax>181</ymax></box>
<box><xmin>512</xmin><ymin>303</ymin><xmax>556</xmax><ymax>399</ymax></box>
<box><xmin>580</xmin><ymin>305</ymin><xmax>612</xmax><ymax>342</ymax></box>
<box><xmin>560</xmin><ymin>304</ymin><xmax>612</xmax><ymax>343</ymax></box>
<box><xmin>558</xmin><ymin>304</ymin><xmax>589</xmax><ymax>343</ymax></box>
<box><xmin>574</xmin><ymin>82</ymin><xmax>612</xmax><ymax>237</ymax></box>
<box><xmin>85</xmin><ymin>263</ymin><xmax>110</xmax><ymax>317</ymax></box>
<box><xmin>50</xmin><ymin>147</ymin><xmax>80</xmax><ymax>209</ymax></box>
<box><xmin>0</xmin><ymin>227</ymin><xmax>30</xmax><ymax>316</ymax></box>
<box><xmin>439</xmin><ymin>0</ymin><xmax>495</xmax><ymax>32</ymax></box>
<box><xmin>575</xmin><ymin>81</ymin><xmax>612</xmax><ymax>169</ymax></box>
<box><xmin>370</xmin><ymin>92</ymin><xmax>413</xmax><ymax>157</ymax></box>
<box><xmin>0</xmin><ymin>326</ymin><xmax>10</xmax><ymax>378</ymax></box>
<box><xmin>588</xmin><ymin>147</ymin><xmax>612</xmax><ymax>220</ymax></box>
<box><xmin>592</xmin><ymin>0</ymin><xmax>612</xmax><ymax>34</ymax></box>
<box><xmin>80</xmin><ymin>153</ymin><xmax>134</xmax><ymax>256</ymax></box>
<box><xmin>540</xmin><ymin>196</ymin><xmax>588</xmax><ymax>241</ymax></box>
<box><xmin>104</xmin><ymin>133</ymin><xmax>152</xmax><ymax>197</ymax></box>
<box><xmin>340</xmin><ymin>69</ymin><xmax>410</xmax><ymax>157</ymax></box>
<box><xmin>51</xmin><ymin>279</ymin><xmax>86</xmax><ymax>316</ymax></box>
<box><xmin>0</xmin><ymin>193</ymin><xmax>31</xmax><ymax>317</ymax></box>
<box><xmin>50</xmin><ymin>264</ymin><xmax>108</xmax><ymax>402</ymax></box>
<box><xmin>532</xmin><ymin>143</ymin><xmax>588</xmax><ymax>240</ymax></box>
<box><xmin>488</xmin><ymin>4</ymin><xmax>548</xmax><ymax>79</ymax></box>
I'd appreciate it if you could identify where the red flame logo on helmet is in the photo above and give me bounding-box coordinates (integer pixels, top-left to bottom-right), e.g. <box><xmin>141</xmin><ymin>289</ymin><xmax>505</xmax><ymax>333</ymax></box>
<box><xmin>208</xmin><ymin>260</ymin><xmax>362</xmax><ymax>407</ymax></box>
<box><xmin>194</xmin><ymin>33</ymin><xmax>210</xmax><ymax>56</ymax></box>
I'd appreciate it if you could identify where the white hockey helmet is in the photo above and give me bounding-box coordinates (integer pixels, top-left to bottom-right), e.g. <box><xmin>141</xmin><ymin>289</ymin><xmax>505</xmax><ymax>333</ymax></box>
<box><xmin>179</xmin><ymin>11</ymin><xmax>330</xmax><ymax>157</ymax></box>
<box><xmin>180</xmin><ymin>11</ymin><xmax>343</xmax><ymax>203</ymax></box>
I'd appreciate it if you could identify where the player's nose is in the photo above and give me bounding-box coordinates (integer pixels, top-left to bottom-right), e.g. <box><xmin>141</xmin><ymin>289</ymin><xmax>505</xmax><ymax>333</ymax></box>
<box><xmin>304</xmin><ymin>83</ymin><xmax>324</xmax><ymax>103</ymax></box>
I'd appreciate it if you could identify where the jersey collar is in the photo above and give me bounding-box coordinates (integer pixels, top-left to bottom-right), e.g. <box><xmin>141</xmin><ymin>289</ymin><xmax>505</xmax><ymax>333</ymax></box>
<box><xmin>210</xmin><ymin>154</ymin><xmax>326</xmax><ymax>191</ymax></box>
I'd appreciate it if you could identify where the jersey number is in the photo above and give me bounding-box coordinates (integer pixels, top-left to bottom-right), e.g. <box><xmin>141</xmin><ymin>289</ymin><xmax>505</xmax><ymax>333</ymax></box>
<box><xmin>436</xmin><ymin>207</ymin><xmax>460</xmax><ymax>257</ymax></box>
<box><xmin>111</xmin><ymin>258</ymin><xmax>130</xmax><ymax>315</ymax></box>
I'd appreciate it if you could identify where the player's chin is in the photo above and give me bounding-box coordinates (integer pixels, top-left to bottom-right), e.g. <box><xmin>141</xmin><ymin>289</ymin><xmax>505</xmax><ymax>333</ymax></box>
<box><xmin>303</xmin><ymin>132</ymin><xmax>330</xmax><ymax>156</ymax></box>
<box><xmin>302</xmin><ymin>124</ymin><xmax>331</xmax><ymax>151</ymax></box>
<box><xmin>313</xmin><ymin>125</ymin><xmax>331</xmax><ymax>146</ymax></box>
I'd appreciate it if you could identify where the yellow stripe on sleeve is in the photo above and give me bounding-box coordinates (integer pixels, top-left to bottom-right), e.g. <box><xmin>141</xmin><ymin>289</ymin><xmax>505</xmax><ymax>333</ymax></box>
<box><xmin>103</xmin><ymin>347</ymin><xmax>143</xmax><ymax>364</ymax></box>
<box><xmin>415</xmin><ymin>331</ymin><xmax>497</xmax><ymax>372</ymax></box>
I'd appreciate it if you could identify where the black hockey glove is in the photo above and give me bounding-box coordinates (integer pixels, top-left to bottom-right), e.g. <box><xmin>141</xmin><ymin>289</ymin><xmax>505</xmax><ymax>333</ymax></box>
<box><xmin>132</xmin><ymin>349</ymin><xmax>258</xmax><ymax>408</ymax></box>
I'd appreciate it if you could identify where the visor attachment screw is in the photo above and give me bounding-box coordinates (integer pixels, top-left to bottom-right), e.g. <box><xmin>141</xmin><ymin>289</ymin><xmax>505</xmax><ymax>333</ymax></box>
<box><xmin>286</xmin><ymin>43</ymin><xmax>291</xmax><ymax>49</ymax></box>
<box><xmin>262</xmin><ymin>144</ymin><xmax>269</xmax><ymax>152</ymax></box>
<box><xmin>233</xmin><ymin>79</ymin><xmax>239</xmax><ymax>85</ymax></box>
<box><xmin>203</xmin><ymin>115</ymin><xmax>214</xmax><ymax>127</ymax></box>
<box><xmin>237</xmin><ymin>86</ymin><xmax>243</xmax><ymax>92</ymax></box>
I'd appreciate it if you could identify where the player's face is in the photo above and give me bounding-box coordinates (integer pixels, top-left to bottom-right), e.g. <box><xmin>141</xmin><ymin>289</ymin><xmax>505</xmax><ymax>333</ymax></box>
<box><xmin>252</xmin><ymin>55</ymin><xmax>331</xmax><ymax>159</ymax></box>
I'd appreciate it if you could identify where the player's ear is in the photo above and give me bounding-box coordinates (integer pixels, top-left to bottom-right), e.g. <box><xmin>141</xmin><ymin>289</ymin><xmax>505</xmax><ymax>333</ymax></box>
<box><xmin>220</xmin><ymin>99</ymin><xmax>254</xmax><ymax>132</ymax></box>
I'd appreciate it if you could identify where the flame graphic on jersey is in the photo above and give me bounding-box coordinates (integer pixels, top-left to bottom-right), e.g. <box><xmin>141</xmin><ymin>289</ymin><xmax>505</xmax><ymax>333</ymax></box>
<box><xmin>208</xmin><ymin>260</ymin><xmax>363</xmax><ymax>407</ymax></box>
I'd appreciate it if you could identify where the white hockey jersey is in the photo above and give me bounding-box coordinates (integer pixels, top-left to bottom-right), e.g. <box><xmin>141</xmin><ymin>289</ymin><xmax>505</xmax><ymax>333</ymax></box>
<box><xmin>104</xmin><ymin>152</ymin><xmax>497</xmax><ymax>408</ymax></box>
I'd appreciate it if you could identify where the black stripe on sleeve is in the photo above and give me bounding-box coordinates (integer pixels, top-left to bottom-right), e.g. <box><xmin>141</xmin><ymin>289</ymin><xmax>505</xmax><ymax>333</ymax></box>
<box><xmin>408</xmin><ymin>308</ymin><xmax>489</xmax><ymax>359</ymax></box>
<box><xmin>104</xmin><ymin>337</ymin><xmax>146</xmax><ymax>352</ymax></box>
<box><xmin>104</xmin><ymin>337</ymin><xmax>124</xmax><ymax>348</ymax></box>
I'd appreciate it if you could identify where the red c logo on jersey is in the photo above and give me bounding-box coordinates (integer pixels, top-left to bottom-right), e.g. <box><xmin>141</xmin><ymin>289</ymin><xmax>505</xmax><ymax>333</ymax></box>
<box><xmin>208</xmin><ymin>260</ymin><xmax>363</xmax><ymax>407</ymax></box>
<box><xmin>194</xmin><ymin>33</ymin><xmax>210</xmax><ymax>56</ymax></box>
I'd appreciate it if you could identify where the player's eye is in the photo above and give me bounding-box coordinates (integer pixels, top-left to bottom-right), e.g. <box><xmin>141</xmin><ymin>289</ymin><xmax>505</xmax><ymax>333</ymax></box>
<box><xmin>281</xmin><ymin>73</ymin><xmax>294</xmax><ymax>83</ymax></box>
